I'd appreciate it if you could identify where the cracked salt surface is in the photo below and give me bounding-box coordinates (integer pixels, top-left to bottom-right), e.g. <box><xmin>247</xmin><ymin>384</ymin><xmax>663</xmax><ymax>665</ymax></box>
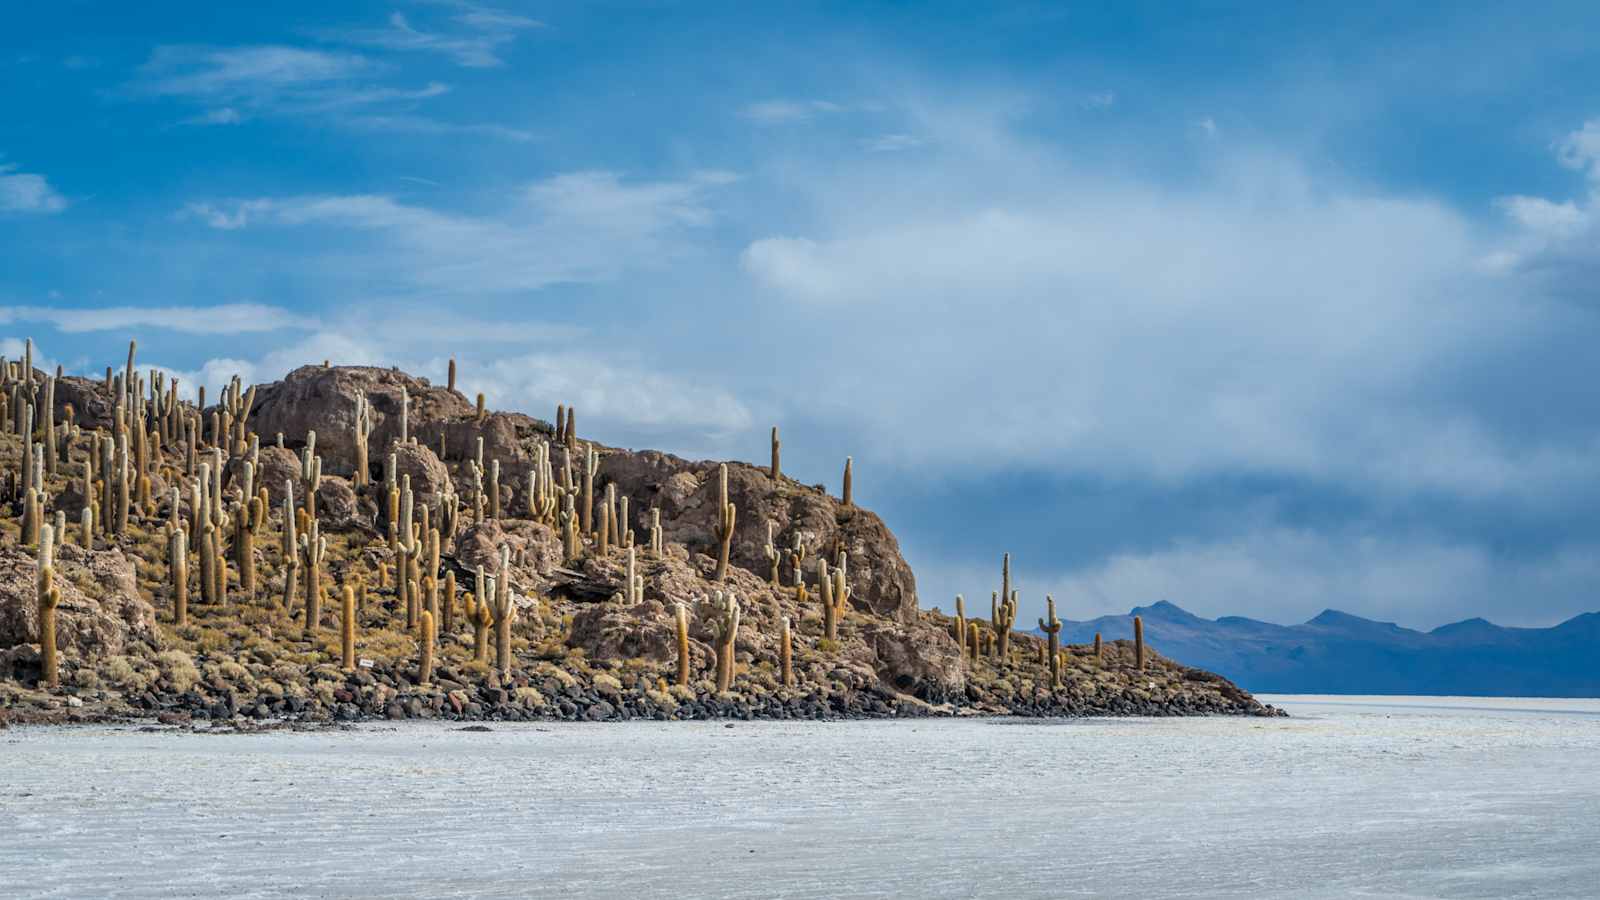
<box><xmin>3</xmin><ymin>696</ymin><xmax>1598</xmax><ymax>899</ymax></box>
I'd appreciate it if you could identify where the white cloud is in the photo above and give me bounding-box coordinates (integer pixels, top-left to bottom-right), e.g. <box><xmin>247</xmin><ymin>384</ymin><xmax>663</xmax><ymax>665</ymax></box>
<box><xmin>0</xmin><ymin>161</ymin><xmax>67</xmax><ymax>213</ymax></box>
<box><xmin>741</xmin><ymin>99</ymin><xmax>843</xmax><ymax>125</ymax></box>
<box><xmin>180</xmin><ymin>170</ymin><xmax>738</xmax><ymax>291</ymax></box>
<box><xmin>186</xmin><ymin>106</ymin><xmax>243</xmax><ymax>125</ymax></box>
<box><xmin>0</xmin><ymin>303</ymin><xmax>319</xmax><ymax>334</ymax></box>
<box><xmin>136</xmin><ymin>45</ymin><xmax>379</xmax><ymax>103</ymax></box>
<box><xmin>322</xmin><ymin>7</ymin><xmax>541</xmax><ymax>69</ymax></box>
<box><xmin>734</xmin><ymin>104</ymin><xmax>1598</xmax><ymax>505</ymax></box>
<box><xmin>862</xmin><ymin>133</ymin><xmax>923</xmax><ymax>153</ymax></box>
<box><xmin>1019</xmin><ymin>528</ymin><xmax>1600</xmax><ymax>629</ymax></box>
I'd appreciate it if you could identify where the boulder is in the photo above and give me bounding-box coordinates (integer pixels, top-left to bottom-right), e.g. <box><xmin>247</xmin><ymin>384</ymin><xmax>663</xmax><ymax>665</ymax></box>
<box><xmin>0</xmin><ymin>544</ymin><xmax>158</xmax><ymax>661</ymax></box>
<box><xmin>249</xmin><ymin>366</ymin><xmax>473</xmax><ymax>477</ymax></box>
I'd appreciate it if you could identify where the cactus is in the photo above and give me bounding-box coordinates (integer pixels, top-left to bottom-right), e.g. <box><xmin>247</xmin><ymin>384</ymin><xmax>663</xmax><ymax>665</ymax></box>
<box><xmin>763</xmin><ymin>521</ymin><xmax>780</xmax><ymax>585</ymax></box>
<box><xmin>780</xmin><ymin>615</ymin><xmax>794</xmax><ymax>687</ymax></box>
<box><xmin>596</xmin><ymin>490</ymin><xmax>611</xmax><ymax>556</ymax></box>
<box><xmin>341</xmin><ymin>586</ymin><xmax>357</xmax><ymax>671</ymax></box>
<box><xmin>353</xmin><ymin>392</ymin><xmax>374</xmax><ymax>489</ymax></box>
<box><xmin>1134</xmin><ymin>615</ymin><xmax>1145</xmax><ymax>671</ymax></box>
<box><xmin>842</xmin><ymin>456</ymin><xmax>853</xmax><ymax>507</ymax></box>
<box><xmin>564</xmin><ymin>406</ymin><xmax>576</xmax><ymax>450</ymax></box>
<box><xmin>952</xmin><ymin>594</ymin><xmax>967</xmax><ymax>647</ymax></box>
<box><xmin>399</xmin><ymin>387</ymin><xmax>410</xmax><ymax>445</ymax></box>
<box><xmin>300</xmin><ymin>517</ymin><xmax>327</xmax><ymax>635</ymax></box>
<box><xmin>699</xmin><ymin>591</ymin><xmax>741</xmax><ymax>693</ymax></box>
<box><xmin>580</xmin><ymin>444</ymin><xmax>598</xmax><ymax>535</ymax></box>
<box><xmin>441</xmin><ymin>569</ymin><xmax>456</xmax><ymax>634</ymax></box>
<box><xmin>616</xmin><ymin>546</ymin><xmax>643</xmax><ymax>605</ymax></box>
<box><xmin>467</xmin><ymin>583</ymin><xmax>491</xmax><ymax>663</ymax></box>
<box><xmin>1094</xmin><ymin>632</ymin><xmax>1102</xmax><ymax>661</ymax></box>
<box><xmin>489</xmin><ymin>546</ymin><xmax>516</xmax><ymax>676</ymax></box>
<box><xmin>169</xmin><ymin>528</ymin><xmax>188</xmax><ymax>626</ymax></box>
<box><xmin>37</xmin><ymin>524</ymin><xmax>61</xmax><ymax>689</ymax></box>
<box><xmin>770</xmin><ymin>426</ymin><xmax>781</xmax><ymax>480</ymax></box>
<box><xmin>447</xmin><ymin>357</ymin><xmax>457</xmax><ymax>393</ymax></box>
<box><xmin>648</xmin><ymin>508</ymin><xmax>663</xmax><ymax>557</ymax></box>
<box><xmin>818</xmin><ymin>556</ymin><xmax>850</xmax><ymax>642</ymax></box>
<box><xmin>489</xmin><ymin>458</ymin><xmax>501</xmax><ymax>520</ymax></box>
<box><xmin>417</xmin><ymin>609</ymin><xmax>435</xmax><ymax>687</ymax></box>
<box><xmin>475</xmin><ymin>392</ymin><xmax>485</xmax><ymax>422</ymax></box>
<box><xmin>1038</xmin><ymin>595</ymin><xmax>1062</xmax><ymax>687</ymax></box>
<box><xmin>712</xmin><ymin>463</ymin><xmax>736</xmax><ymax>582</ymax></box>
<box><xmin>674</xmin><ymin>601</ymin><xmax>690</xmax><ymax>687</ymax></box>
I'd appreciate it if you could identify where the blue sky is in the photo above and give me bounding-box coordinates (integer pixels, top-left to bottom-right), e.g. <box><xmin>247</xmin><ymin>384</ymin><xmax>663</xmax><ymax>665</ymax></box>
<box><xmin>6</xmin><ymin>1</ymin><xmax>1600</xmax><ymax>629</ymax></box>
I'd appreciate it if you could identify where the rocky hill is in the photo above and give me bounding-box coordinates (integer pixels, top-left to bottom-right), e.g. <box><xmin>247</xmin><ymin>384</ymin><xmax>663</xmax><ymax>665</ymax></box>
<box><xmin>0</xmin><ymin>348</ymin><xmax>1281</xmax><ymax>725</ymax></box>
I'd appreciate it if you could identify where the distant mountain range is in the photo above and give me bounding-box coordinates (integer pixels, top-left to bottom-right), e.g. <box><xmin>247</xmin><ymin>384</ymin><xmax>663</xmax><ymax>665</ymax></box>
<box><xmin>1037</xmin><ymin>601</ymin><xmax>1600</xmax><ymax>697</ymax></box>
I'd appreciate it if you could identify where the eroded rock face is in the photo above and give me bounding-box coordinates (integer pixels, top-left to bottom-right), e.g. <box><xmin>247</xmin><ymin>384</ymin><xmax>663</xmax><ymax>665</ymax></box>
<box><xmin>386</xmin><ymin>442</ymin><xmax>452</xmax><ymax>512</ymax></box>
<box><xmin>249</xmin><ymin>366</ymin><xmax>472</xmax><ymax>477</ymax></box>
<box><xmin>0</xmin><ymin>544</ymin><xmax>157</xmax><ymax>661</ymax></box>
<box><xmin>52</xmin><ymin>376</ymin><xmax>116</xmax><ymax>431</ymax></box>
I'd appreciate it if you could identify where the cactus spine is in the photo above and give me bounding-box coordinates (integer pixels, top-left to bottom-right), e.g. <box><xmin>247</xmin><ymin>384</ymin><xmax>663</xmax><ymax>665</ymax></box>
<box><xmin>1038</xmin><ymin>595</ymin><xmax>1062</xmax><ymax>687</ymax></box>
<box><xmin>712</xmin><ymin>463</ymin><xmax>736</xmax><ymax>582</ymax></box>
<box><xmin>37</xmin><ymin>524</ymin><xmax>61</xmax><ymax>689</ymax></box>
<box><xmin>1134</xmin><ymin>615</ymin><xmax>1145</xmax><ymax>671</ymax></box>
<box><xmin>341</xmin><ymin>585</ymin><xmax>357</xmax><ymax>671</ymax></box>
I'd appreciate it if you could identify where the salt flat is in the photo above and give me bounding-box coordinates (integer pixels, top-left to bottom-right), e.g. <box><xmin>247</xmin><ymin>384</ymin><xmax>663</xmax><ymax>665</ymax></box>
<box><xmin>3</xmin><ymin>697</ymin><xmax>1598</xmax><ymax>899</ymax></box>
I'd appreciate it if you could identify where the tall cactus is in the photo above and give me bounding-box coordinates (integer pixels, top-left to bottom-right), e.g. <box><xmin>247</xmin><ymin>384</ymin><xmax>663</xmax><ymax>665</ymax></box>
<box><xmin>952</xmin><ymin>594</ymin><xmax>967</xmax><ymax>646</ymax></box>
<box><xmin>1038</xmin><ymin>595</ymin><xmax>1062</xmax><ymax>687</ymax></box>
<box><xmin>417</xmin><ymin>609</ymin><xmax>435</xmax><ymax>687</ymax></box>
<box><xmin>1094</xmin><ymin>632</ymin><xmax>1102</xmax><ymax>661</ymax></box>
<box><xmin>580</xmin><ymin>444</ymin><xmax>598</xmax><ymax>535</ymax></box>
<box><xmin>489</xmin><ymin>546</ymin><xmax>516</xmax><ymax>676</ymax></box>
<box><xmin>842</xmin><ymin>456</ymin><xmax>853</xmax><ymax>507</ymax></box>
<box><xmin>352</xmin><ymin>392</ymin><xmax>374</xmax><ymax>489</ymax></box>
<box><xmin>770</xmin><ymin>426</ymin><xmax>781</xmax><ymax>480</ymax></box>
<box><xmin>699</xmin><ymin>591</ymin><xmax>741</xmax><ymax>693</ymax></box>
<box><xmin>1134</xmin><ymin>615</ymin><xmax>1145</xmax><ymax>671</ymax></box>
<box><xmin>780</xmin><ymin>616</ymin><xmax>794</xmax><ymax>687</ymax></box>
<box><xmin>341</xmin><ymin>585</ymin><xmax>357</xmax><ymax>671</ymax></box>
<box><xmin>37</xmin><ymin>524</ymin><xmax>61</xmax><ymax>689</ymax></box>
<box><xmin>300</xmin><ymin>517</ymin><xmax>326</xmax><ymax>635</ymax></box>
<box><xmin>712</xmin><ymin>463</ymin><xmax>736</xmax><ymax>582</ymax></box>
<box><xmin>169</xmin><ymin>528</ymin><xmax>188</xmax><ymax>626</ymax></box>
<box><xmin>763</xmin><ymin>521</ymin><xmax>780</xmax><ymax>585</ymax></box>
<box><xmin>818</xmin><ymin>555</ymin><xmax>851</xmax><ymax>642</ymax></box>
<box><xmin>674</xmin><ymin>601</ymin><xmax>690</xmax><ymax>687</ymax></box>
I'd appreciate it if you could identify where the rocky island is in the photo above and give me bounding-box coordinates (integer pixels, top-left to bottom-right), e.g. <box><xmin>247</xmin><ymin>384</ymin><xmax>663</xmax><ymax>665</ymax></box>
<box><xmin>0</xmin><ymin>341</ymin><xmax>1281</xmax><ymax>726</ymax></box>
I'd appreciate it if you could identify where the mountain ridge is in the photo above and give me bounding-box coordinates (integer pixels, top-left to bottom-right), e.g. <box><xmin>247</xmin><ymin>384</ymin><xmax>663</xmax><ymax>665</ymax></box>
<box><xmin>1038</xmin><ymin>602</ymin><xmax>1600</xmax><ymax>697</ymax></box>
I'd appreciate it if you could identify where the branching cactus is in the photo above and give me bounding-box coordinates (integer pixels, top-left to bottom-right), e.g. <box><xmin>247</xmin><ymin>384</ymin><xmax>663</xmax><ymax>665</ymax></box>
<box><xmin>580</xmin><ymin>444</ymin><xmax>598</xmax><ymax>535</ymax></box>
<box><xmin>787</xmin><ymin>533</ymin><xmax>809</xmax><ymax>588</ymax></box>
<box><xmin>780</xmin><ymin>616</ymin><xmax>794</xmax><ymax>687</ymax></box>
<box><xmin>352</xmin><ymin>392</ymin><xmax>374</xmax><ymax>489</ymax></box>
<box><xmin>489</xmin><ymin>546</ymin><xmax>516</xmax><ymax>676</ymax></box>
<box><xmin>300</xmin><ymin>517</ymin><xmax>327</xmax><ymax>635</ymax></box>
<box><xmin>341</xmin><ymin>585</ymin><xmax>357</xmax><ymax>671</ymax></box>
<box><xmin>615</xmin><ymin>546</ymin><xmax>643</xmax><ymax>605</ymax></box>
<box><xmin>713</xmin><ymin>463</ymin><xmax>736</xmax><ymax>582</ymax></box>
<box><xmin>37</xmin><ymin>524</ymin><xmax>62</xmax><ymax>689</ymax></box>
<box><xmin>417</xmin><ymin>609</ymin><xmax>435</xmax><ymax>687</ymax></box>
<box><xmin>952</xmin><ymin>594</ymin><xmax>967</xmax><ymax>647</ymax></box>
<box><xmin>648</xmin><ymin>508</ymin><xmax>663</xmax><ymax>557</ymax></box>
<box><xmin>169</xmin><ymin>528</ymin><xmax>189</xmax><ymax>626</ymax></box>
<box><xmin>560</xmin><ymin>492</ymin><xmax>581</xmax><ymax>562</ymax></box>
<box><xmin>994</xmin><ymin>591</ymin><xmax>1018</xmax><ymax>659</ymax></box>
<box><xmin>699</xmin><ymin>591</ymin><xmax>741</xmax><ymax>693</ymax></box>
<box><xmin>1134</xmin><ymin>615</ymin><xmax>1145</xmax><ymax>671</ymax></box>
<box><xmin>763</xmin><ymin>521</ymin><xmax>780</xmax><ymax>585</ymax></box>
<box><xmin>1038</xmin><ymin>595</ymin><xmax>1063</xmax><ymax>687</ymax></box>
<box><xmin>674</xmin><ymin>601</ymin><xmax>691</xmax><ymax>687</ymax></box>
<box><xmin>299</xmin><ymin>433</ymin><xmax>322</xmax><ymax>519</ymax></box>
<box><xmin>812</xmin><ymin>554</ymin><xmax>851</xmax><ymax>637</ymax></box>
<box><xmin>467</xmin><ymin>578</ymin><xmax>491</xmax><ymax>663</ymax></box>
